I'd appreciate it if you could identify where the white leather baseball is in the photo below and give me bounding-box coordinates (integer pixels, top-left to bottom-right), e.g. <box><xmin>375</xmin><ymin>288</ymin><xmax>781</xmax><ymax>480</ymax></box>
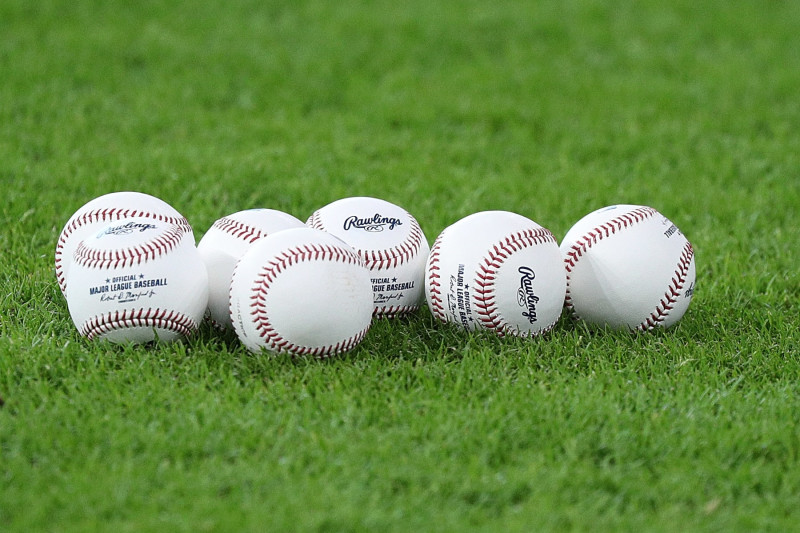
<box><xmin>307</xmin><ymin>196</ymin><xmax>430</xmax><ymax>317</ymax></box>
<box><xmin>425</xmin><ymin>211</ymin><xmax>565</xmax><ymax>337</ymax></box>
<box><xmin>229</xmin><ymin>227</ymin><xmax>373</xmax><ymax>357</ymax></box>
<box><xmin>560</xmin><ymin>204</ymin><xmax>696</xmax><ymax>331</ymax></box>
<box><xmin>65</xmin><ymin>218</ymin><xmax>208</xmax><ymax>343</ymax></box>
<box><xmin>55</xmin><ymin>191</ymin><xmax>193</xmax><ymax>296</ymax></box>
<box><xmin>197</xmin><ymin>209</ymin><xmax>304</xmax><ymax>329</ymax></box>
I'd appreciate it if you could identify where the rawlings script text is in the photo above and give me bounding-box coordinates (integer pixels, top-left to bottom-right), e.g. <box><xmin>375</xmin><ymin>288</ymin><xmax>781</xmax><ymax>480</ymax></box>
<box><xmin>517</xmin><ymin>266</ymin><xmax>540</xmax><ymax>323</ymax></box>
<box><xmin>101</xmin><ymin>221</ymin><xmax>157</xmax><ymax>236</ymax></box>
<box><xmin>343</xmin><ymin>214</ymin><xmax>403</xmax><ymax>232</ymax></box>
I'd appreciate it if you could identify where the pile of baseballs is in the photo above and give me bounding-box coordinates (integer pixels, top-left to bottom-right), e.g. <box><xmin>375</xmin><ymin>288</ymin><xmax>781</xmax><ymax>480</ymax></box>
<box><xmin>56</xmin><ymin>192</ymin><xmax>696</xmax><ymax>357</ymax></box>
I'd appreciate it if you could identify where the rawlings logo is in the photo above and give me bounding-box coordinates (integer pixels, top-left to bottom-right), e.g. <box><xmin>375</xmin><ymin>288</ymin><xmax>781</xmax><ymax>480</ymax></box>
<box><xmin>517</xmin><ymin>266</ymin><xmax>540</xmax><ymax>323</ymax></box>
<box><xmin>101</xmin><ymin>221</ymin><xmax>157</xmax><ymax>236</ymax></box>
<box><xmin>343</xmin><ymin>214</ymin><xmax>402</xmax><ymax>232</ymax></box>
<box><xmin>684</xmin><ymin>281</ymin><xmax>695</xmax><ymax>298</ymax></box>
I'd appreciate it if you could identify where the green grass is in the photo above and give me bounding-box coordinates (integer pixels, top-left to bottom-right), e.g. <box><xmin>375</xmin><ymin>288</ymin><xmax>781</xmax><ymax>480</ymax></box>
<box><xmin>3</xmin><ymin>0</ymin><xmax>800</xmax><ymax>531</ymax></box>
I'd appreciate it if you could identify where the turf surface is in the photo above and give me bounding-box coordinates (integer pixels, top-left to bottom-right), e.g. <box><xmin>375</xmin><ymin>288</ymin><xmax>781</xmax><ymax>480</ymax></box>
<box><xmin>2</xmin><ymin>0</ymin><xmax>800</xmax><ymax>531</ymax></box>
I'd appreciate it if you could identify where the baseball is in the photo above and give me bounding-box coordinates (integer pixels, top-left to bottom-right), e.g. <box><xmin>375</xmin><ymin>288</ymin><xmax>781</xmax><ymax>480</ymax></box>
<box><xmin>55</xmin><ymin>191</ymin><xmax>193</xmax><ymax>296</ymax></box>
<box><xmin>197</xmin><ymin>208</ymin><xmax>304</xmax><ymax>329</ymax></box>
<box><xmin>560</xmin><ymin>204</ymin><xmax>696</xmax><ymax>331</ymax></box>
<box><xmin>425</xmin><ymin>211</ymin><xmax>565</xmax><ymax>337</ymax></box>
<box><xmin>65</xmin><ymin>217</ymin><xmax>208</xmax><ymax>343</ymax></box>
<box><xmin>307</xmin><ymin>196</ymin><xmax>430</xmax><ymax>317</ymax></box>
<box><xmin>229</xmin><ymin>227</ymin><xmax>373</xmax><ymax>357</ymax></box>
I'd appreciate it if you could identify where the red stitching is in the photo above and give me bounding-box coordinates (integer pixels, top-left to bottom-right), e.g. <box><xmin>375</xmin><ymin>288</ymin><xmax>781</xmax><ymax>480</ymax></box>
<box><xmin>309</xmin><ymin>212</ymin><xmax>425</xmax><ymax>271</ymax></box>
<box><xmin>563</xmin><ymin>206</ymin><xmax>657</xmax><ymax>313</ymax></box>
<box><xmin>374</xmin><ymin>304</ymin><xmax>420</xmax><ymax>317</ymax></box>
<box><xmin>563</xmin><ymin>206</ymin><xmax>657</xmax><ymax>273</ymax></box>
<box><xmin>426</xmin><ymin>231</ymin><xmax>447</xmax><ymax>322</ymax></box>
<box><xmin>55</xmin><ymin>208</ymin><xmax>192</xmax><ymax>292</ymax></box>
<box><xmin>636</xmin><ymin>242</ymin><xmax>694</xmax><ymax>331</ymax></box>
<box><xmin>249</xmin><ymin>243</ymin><xmax>367</xmax><ymax>357</ymax></box>
<box><xmin>79</xmin><ymin>308</ymin><xmax>198</xmax><ymax>340</ymax></box>
<box><xmin>72</xmin><ymin>225</ymin><xmax>185</xmax><ymax>269</ymax></box>
<box><xmin>306</xmin><ymin>211</ymin><xmax>321</xmax><ymax>230</ymax></box>
<box><xmin>472</xmin><ymin>227</ymin><xmax>557</xmax><ymax>337</ymax></box>
<box><xmin>212</xmin><ymin>217</ymin><xmax>267</xmax><ymax>244</ymax></box>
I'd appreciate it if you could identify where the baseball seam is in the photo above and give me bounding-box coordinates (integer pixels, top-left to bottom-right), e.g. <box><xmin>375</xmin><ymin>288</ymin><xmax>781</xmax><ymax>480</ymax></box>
<box><xmin>637</xmin><ymin>241</ymin><xmax>694</xmax><ymax>331</ymax></box>
<box><xmin>211</xmin><ymin>217</ymin><xmax>268</xmax><ymax>244</ymax></box>
<box><xmin>425</xmin><ymin>231</ymin><xmax>447</xmax><ymax>322</ymax></box>
<box><xmin>80</xmin><ymin>308</ymin><xmax>198</xmax><ymax>340</ymax></box>
<box><xmin>55</xmin><ymin>208</ymin><xmax>192</xmax><ymax>291</ymax></box>
<box><xmin>374</xmin><ymin>304</ymin><xmax>420</xmax><ymax>317</ymax></box>
<box><xmin>563</xmin><ymin>206</ymin><xmax>657</xmax><ymax>312</ymax></box>
<box><xmin>306</xmin><ymin>211</ymin><xmax>322</xmax><ymax>231</ymax></box>
<box><xmin>308</xmin><ymin>211</ymin><xmax>425</xmax><ymax>271</ymax></box>
<box><xmin>72</xmin><ymin>225</ymin><xmax>186</xmax><ymax>269</ymax></box>
<box><xmin>472</xmin><ymin>227</ymin><xmax>558</xmax><ymax>337</ymax></box>
<box><xmin>249</xmin><ymin>244</ymin><xmax>369</xmax><ymax>357</ymax></box>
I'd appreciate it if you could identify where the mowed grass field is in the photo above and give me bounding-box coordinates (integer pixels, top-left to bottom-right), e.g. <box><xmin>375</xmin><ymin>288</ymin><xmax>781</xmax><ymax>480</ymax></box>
<box><xmin>2</xmin><ymin>0</ymin><xmax>800</xmax><ymax>531</ymax></box>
